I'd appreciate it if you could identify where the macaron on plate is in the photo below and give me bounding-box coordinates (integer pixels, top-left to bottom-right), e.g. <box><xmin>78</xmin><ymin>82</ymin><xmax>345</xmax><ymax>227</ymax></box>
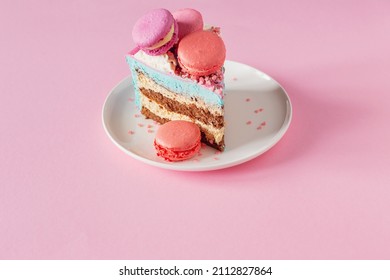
<box><xmin>154</xmin><ymin>120</ymin><xmax>201</xmax><ymax>162</ymax></box>
<box><xmin>102</xmin><ymin>61</ymin><xmax>292</xmax><ymax>171</ymax></box>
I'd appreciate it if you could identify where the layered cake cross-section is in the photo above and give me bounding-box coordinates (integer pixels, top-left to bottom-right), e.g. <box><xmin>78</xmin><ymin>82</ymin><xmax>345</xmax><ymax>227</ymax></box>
<box><xmin>126</xmin><ymin>8</ymin><xmax>226</xmax><ymax>151</ymax></box>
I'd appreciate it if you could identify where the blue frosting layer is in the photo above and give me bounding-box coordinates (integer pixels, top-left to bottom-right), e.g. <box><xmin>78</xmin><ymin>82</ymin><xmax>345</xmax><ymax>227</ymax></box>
<box><xmin>125</xmin><ymin>55</ymin><xmax>224</xmax><ymax>109</ymax></box>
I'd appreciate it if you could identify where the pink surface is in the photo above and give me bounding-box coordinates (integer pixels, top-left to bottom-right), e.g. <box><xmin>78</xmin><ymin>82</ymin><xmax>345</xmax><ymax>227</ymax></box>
<box><xmin>1</xmin><ymin>0</ymin><xmax>390</xmax><ymax>259</ymax></box>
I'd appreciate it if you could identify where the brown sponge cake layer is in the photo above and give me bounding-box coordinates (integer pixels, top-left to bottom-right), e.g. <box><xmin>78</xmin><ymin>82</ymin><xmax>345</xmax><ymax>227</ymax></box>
<box><xmin>134</xmin><ymin>70</ymin><xmax>225</xmax><ymax>151</ymax></box>
<box><xmin>142</xmin><ymin>107</ymin><xmax>225</xmax><ymax>151</ymax></box>
<box><xmin>137</xmin><ymin>72</ymin><xmax>223</xmax><ymax>116</ymax></box>
<box><xmin>140</xmin><ymin>87</ymin><xmax>224</xmax><ymax>129</ymax></box>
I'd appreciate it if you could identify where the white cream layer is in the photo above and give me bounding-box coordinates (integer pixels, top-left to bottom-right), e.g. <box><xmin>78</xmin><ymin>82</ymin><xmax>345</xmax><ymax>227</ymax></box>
<box><xmin>140</xmin><ymin>95</ymin><xmax>224</xmax><ymax>144</ymax></box>
<box><xmin>134</xmin><ymin>50</ymin><xmax>177</xmax><ymax>74</ymax></box>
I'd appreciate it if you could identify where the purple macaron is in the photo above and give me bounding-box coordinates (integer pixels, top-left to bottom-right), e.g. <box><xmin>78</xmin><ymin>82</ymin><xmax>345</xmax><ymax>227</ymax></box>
<box><xmin>132</xmin><ymin>8</ymin><xmax>178</xmax><ymax>56</ymax></box>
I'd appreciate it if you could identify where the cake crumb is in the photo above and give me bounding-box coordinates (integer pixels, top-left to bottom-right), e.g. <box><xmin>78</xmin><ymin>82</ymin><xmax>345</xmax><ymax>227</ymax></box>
<box><xmin>254</xmin><ymin>108</ymin><xmax>263</xmax><ymax>114</ymax></box>
<box><xmin>257</xmin><ymin>121</ymin><xmax>267</xmax><ymax>130</ymax></box>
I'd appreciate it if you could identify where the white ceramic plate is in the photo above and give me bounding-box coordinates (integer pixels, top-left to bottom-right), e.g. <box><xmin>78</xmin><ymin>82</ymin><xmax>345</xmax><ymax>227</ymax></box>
<box><xmin>102</xmin><ymin>60</ymin><xmax>292</xmax><ymax>171</ymax></box>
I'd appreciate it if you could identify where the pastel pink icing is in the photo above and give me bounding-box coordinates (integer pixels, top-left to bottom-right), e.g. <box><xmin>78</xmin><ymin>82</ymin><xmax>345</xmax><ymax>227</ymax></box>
<box><xmin>173</xmin><ymin>8</ymin><xmax>204</xmax><ymax>40</ymax></box>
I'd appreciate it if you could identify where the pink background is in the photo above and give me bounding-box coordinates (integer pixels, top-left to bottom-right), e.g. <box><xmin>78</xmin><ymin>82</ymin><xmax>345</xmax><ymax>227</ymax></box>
<box><xmin>1</xmin><ymin>0</ymin><xmax>390</xmax><ymax>259</ymax></box>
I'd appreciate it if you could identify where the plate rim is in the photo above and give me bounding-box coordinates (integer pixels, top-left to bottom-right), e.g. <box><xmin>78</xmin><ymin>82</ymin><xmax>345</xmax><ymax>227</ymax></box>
<box><xmin>102</xmin><ymin>60</ymin><xmax>293</xmax><ymax>171</ymax></box>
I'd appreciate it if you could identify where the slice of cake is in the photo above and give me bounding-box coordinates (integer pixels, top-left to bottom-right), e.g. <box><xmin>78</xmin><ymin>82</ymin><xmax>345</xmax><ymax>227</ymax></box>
<box><xmin>126</xmin><ymin>8</ymin><xmax>226</xmax><ymax>151</ymax></box>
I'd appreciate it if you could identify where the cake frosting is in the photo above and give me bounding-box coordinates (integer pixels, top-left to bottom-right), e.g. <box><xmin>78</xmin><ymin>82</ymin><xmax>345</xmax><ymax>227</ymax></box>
<box><xmin>133</xmin><ymin>50</ymin><xmax>177</xmax><ymax>74</ymax></box>
<box><xmin>126</xmin><ymin>57</ymin><xmax>224</xmax><ymax>109</ymax></box>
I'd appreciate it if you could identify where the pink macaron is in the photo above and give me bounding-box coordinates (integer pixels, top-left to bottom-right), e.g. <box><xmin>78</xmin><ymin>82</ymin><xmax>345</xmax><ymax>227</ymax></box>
<box><xmin>173</xmin><ymin>8</ymin><xmax>204</xmax><ymax>40</ymax></box>
<box><xmin>154</xmin><ymin>120</ymin><xmax>201</xmax><ymax>162</ymax></box>
<box><xmin>132</xmin><ymin>8</ymin><xmax>178</xmax><ymax>56</ymax></box>
<box><xmin>177</xmin><ymin>30</ymin><xmax>226</xmax><ymax>77</ymax></box>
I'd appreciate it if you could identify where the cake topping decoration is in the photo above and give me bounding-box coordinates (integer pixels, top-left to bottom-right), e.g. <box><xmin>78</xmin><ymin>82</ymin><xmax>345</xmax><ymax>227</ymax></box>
<box><xmin>132</xmin><ymin>8</ymin><xmax>178</xmax><ymax>56</ymax></box>
<box><xmin>177</xmin><ymin>30</ymin><xmax>226</xmax><ymax>77</ymax></box>
<box><xmin>173</xmin><ymin>8</ymin><xmax>204</xmax><ymax>40</ymax></box>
